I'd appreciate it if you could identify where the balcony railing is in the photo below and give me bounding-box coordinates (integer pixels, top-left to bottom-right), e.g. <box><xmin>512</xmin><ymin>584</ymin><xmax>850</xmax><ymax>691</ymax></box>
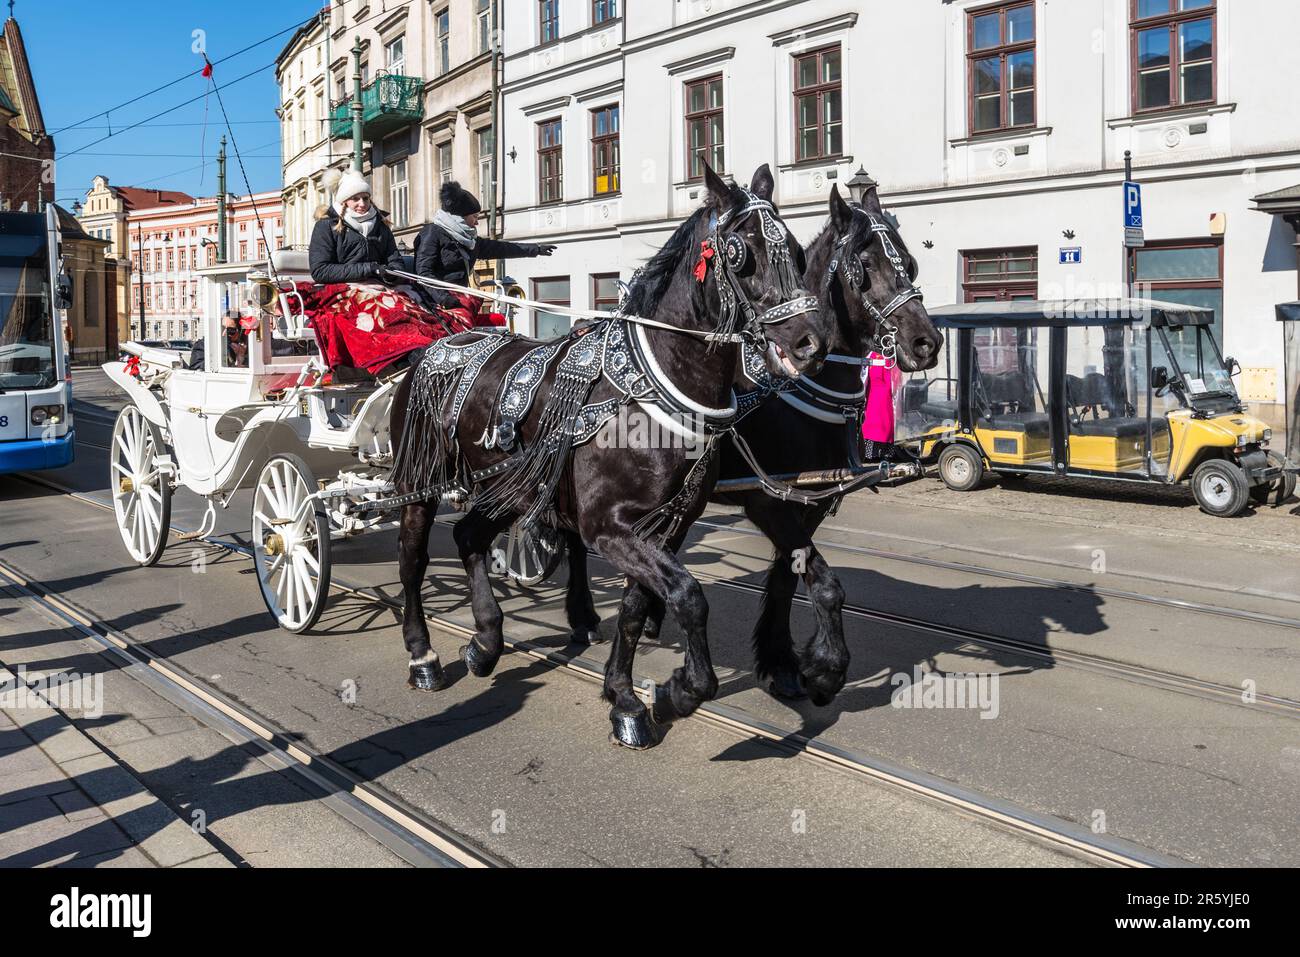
<box><xmin>330</xmin><ymin>74</ymin><xmax>424</xmax><ymax>141</ymax></box>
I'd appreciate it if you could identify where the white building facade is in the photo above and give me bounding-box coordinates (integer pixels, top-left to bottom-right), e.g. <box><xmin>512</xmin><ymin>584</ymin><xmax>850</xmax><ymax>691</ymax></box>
<box><xmin>498</xmin><ymin>0</ymin><xmax>1300</xmax><ymax>421</ymax></box>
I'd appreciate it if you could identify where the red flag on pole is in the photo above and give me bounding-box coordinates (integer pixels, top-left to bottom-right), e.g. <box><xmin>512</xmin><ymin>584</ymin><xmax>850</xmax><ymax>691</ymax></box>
<box><xmin>201</xmin><ymin>61</ymin><xmax>213</xmax><ymax>79</ymax></box>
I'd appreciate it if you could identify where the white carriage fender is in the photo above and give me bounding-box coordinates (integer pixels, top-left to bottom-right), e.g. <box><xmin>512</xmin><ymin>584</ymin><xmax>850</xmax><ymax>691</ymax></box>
<box><xmin>101</xmin><ymin>360</ymin><xmax>169</xmax><ymax>431</ymax></box>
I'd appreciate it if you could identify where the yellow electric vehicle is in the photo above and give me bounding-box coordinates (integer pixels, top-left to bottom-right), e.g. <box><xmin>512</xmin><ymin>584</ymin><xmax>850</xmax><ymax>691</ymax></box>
<box><xmin>895</xmin><ymin>299</ymin><xmax>1285</xmax><ymax>517</ymax></box>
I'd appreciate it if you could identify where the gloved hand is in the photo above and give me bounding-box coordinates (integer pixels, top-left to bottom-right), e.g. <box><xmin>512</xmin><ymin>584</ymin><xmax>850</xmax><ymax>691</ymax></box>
<box><xmin>532</xmin><ymin>244</ymin><xmax>557</xmax><ymax>257</ymax></box>
<box><xmin>375</xmin><ymin>265</ymin><xmax>398</xmax><ymax>283</ymax></box>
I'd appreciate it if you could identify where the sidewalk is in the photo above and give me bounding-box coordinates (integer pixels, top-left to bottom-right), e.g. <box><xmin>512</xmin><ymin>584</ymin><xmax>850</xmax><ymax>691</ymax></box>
<box><xmin>0</xmin><ymin>663</ymin><xmax>228</xmax><ymax>868</ymax></box>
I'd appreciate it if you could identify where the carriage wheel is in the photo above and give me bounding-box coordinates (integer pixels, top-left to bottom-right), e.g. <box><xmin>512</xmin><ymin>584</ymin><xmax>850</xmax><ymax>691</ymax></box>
<box><xmin>110</xmin><ymin>406</ymin><xmax>172</xmax><ymax>566</ymax></box>
<box><xmin>492</xmin><ymin>520</ymin><xmax>565</xmax><ymax>587</ymax></box>
<box><xmin>251</xmin><ymin>454</ymin><xmax>332</xmax><ymax>632</ymax></box>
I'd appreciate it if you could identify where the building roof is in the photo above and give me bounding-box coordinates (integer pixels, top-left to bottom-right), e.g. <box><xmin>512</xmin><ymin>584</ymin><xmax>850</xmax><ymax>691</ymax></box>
<box><xmin>54</xmin><ymin>203</ymin><xmax>106</xmax><ymax>244</ymax></box>
<box><xmin>114</xmin><ymin>186</ymin><xmax>196</xmax><ymax>211</ymax></box>
<box><xmin>275</xmin><ymin>10</ymin><xmax>326</xmax><ymax>72</ymax></box>
<box><xmin>0</xmin><ymin>16</ymin><xmax>49</xmax><ymax>144</ymax></box>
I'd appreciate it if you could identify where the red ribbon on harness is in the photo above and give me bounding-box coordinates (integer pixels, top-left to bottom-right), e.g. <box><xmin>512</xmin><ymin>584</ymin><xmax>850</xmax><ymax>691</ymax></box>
<box><xmin>693</xmin><ymin>239</ymin><xmax>715</xmax><ymax>283</ymax></box>
<box><xmin>124</xmin><ymin>355</ymin><xmax>141</xmax><ymax>378</ymax></box>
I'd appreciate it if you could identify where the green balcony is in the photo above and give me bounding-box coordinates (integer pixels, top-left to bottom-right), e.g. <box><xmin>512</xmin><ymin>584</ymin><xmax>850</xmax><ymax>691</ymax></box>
<box><xmin>330</xmin><ymin>74</ymin><xmax>424</xmax><ymax>141</ymax></box>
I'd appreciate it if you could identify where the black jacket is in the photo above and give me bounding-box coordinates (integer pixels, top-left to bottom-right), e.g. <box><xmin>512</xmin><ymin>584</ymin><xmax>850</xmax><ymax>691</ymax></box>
<box><xmin>308</xmin><ymin>206</ymin><xmax>404</xmax><ymax>284</ymax></box>
<box><xmin>413</xmin><ymin>222</ymin><xmax>542</xmax><ymax>305</ymax></box>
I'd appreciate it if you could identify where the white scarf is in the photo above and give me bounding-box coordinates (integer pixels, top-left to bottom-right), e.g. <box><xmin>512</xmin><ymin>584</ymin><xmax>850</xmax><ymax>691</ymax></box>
<box><xmin>434</xmin><ymin>209</ymin><xmax>478</xmax><ymax>249</ymax></box>
<box><xmin>342</xmin><ymin>205</ymin><xmax>378</xmax><ymax>237</ymax></box>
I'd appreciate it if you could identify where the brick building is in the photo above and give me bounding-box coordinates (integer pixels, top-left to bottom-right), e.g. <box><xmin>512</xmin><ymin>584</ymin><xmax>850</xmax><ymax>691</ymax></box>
<box><xmin>0</xmin><ymin>12</ymin><xmax>53</xmax><ymax>211</ymax></box>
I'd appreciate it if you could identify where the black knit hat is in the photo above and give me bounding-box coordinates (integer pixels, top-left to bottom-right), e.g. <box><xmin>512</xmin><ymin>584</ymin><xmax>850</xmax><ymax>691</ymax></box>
<box><xmin>440</xmin><ymin>181</ymin><xmax>482</xmax><ymax>217</ymax></box>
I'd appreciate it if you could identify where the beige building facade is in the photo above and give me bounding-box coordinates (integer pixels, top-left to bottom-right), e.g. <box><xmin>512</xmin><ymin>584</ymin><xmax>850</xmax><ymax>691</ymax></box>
<box><xmin>277</xmin><ymin>0</ymin><xmax>498</xmax><ymax>254</ymax></box>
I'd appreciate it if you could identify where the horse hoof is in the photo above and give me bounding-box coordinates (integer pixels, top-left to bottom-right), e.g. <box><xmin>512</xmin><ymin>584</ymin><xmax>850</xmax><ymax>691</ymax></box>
<box><xmin>609</xmin><ymin>710</ymin><xmax>659</xmax><ymax>750</ymax></box>
<box><xmin>459</xmin><ymin>639</ymin><xmax>498</xmax><ymax>678</ymax></box>
<box><xmin>407</xmin><ymin>659</ymin><xmax>446</xmax><ymax>692</ymax></box>
<box><xmin>570</xmin><ymin>627</ymin><xmax>602</xmax><ymax>646</ymax></box>
<box><xmin>767</xmin><ymin>669</ymin><xmax>808</xmax><ymax>701</ymax></box>
<box><xmin>650</xmin><ymin>684</ymin><xmax>680</xmax><ymax>726</ymax></box>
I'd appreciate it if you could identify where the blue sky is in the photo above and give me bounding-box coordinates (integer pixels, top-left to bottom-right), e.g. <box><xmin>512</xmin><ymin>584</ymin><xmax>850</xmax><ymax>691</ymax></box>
<box><xmin>19</xmin><ymin>0</ymin><xmax>322</xmax><ymax>207</ymax></box>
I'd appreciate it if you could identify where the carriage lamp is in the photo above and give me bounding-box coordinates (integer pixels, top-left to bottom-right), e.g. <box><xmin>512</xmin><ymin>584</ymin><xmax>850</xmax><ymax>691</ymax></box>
<box><xmin>31</xmin><ymin>405</ymin><xmax>64</xmax><ymax>426</ymax></box>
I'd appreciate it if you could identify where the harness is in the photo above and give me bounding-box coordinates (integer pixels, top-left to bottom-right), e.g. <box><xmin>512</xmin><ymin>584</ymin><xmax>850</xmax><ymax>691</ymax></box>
<box><xmin>827</xmin><ymin>213</ymin><xmax>923</xmax><ymax>368</ymax></box>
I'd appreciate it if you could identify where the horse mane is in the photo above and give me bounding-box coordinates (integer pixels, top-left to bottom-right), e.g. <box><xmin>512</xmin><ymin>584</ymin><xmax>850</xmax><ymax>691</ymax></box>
<box><xmin>621</xmin><ymin>206</ymin><xmax>710</xmax><ymax>318</ymax></box>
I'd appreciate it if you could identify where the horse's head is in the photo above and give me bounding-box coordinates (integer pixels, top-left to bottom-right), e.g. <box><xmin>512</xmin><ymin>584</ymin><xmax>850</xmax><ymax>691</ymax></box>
<box><xmin>825</xmin><ymin>184</ymin><xmax>941</xmax><ymax>372</ymax></box>
<box><xmin>701</xmin><ymin>162</ymin><xmax>827</xmax><ymax>378</ymax></box>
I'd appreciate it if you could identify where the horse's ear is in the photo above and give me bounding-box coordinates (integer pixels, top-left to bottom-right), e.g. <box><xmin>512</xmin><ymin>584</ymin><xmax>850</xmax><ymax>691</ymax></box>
<box><xmin>750</xmin><ymin>164</ymin><xmax>775</xmax><ymax>201</ymax></box>
<box><xmin>862</xmin><ymin>181</ymin><xmax>884</xmax><ymax>215</ymax></box>
<box><xmin>829</xmin><ymin>184</ymin><xmax>854</xmax><ymax>236</ymax></box>
<box><xmin>702</xmin><ymin>161</ymin><xmax>733</xmax><ymax>212</ymax></box>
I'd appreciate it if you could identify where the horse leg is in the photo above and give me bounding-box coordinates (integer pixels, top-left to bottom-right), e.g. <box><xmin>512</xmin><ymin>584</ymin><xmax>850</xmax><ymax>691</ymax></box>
<box><xmin>453</xmin><ymin>507</ymin><xmax>514</xmax><ymax>677</ymax></box>
<box><xmin>597</xmin><ymin>533</ymin><xmax>717</xmax><ymax>741</ymax></box>
<box><xmin>744</xmin><ymin>495</ymin><xmax>848</xmax><ymax>706</ymax></box>
<box><xmin>563</xmin><ymin>532</ymin><xmax>602</xmax><ymax>645</ymax></box>
<box><xmin>601</xmin><ymin>580</ymin><xmax>663</xmax><ymax>748</ymax></box>
<box><xmin>399</xmin><ymin>500</ymin><xmax>446</xmax><ymax>692</ymax></box>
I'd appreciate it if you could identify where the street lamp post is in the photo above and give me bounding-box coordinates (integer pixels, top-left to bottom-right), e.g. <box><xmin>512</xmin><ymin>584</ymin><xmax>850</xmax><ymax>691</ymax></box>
<box><xmin>845</xmin><ymin>166</ymin><xmax>877</xmax><ymax>206</ymax></box>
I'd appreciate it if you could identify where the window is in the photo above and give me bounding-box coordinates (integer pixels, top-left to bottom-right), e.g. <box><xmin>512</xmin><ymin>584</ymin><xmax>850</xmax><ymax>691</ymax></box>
<box><xmin>962</xmin><ymin>247</ymin><xmax>1038</xmax><ymax>301</ymax></box>
<box><xmin>593</xmin><ymin>0</ymin><xmax>617</xmax><ymax>24</ymax></box>
<box><xmin>591</xmin><ymin>105</ymin><xmax>620</xmax><ymax>195</ymax></box>
<box><xmin>435</xmin><ymin>10</ymin><xmax>450</xmax><ymax>75</ymax></box>
<box><xmin>437</xmin><ymin>142</ymin><xmax>453</xmax><ymax>185</ymax></box>
<box><xmin>1131</xmin><ymin>0</ymin><xmax>1215</xmax><ymax>112</ymax></box>
<box><xmin>967</xmin><ymin>1</ymin><xmax>1035</xmax><ymax>134</ymax></box>
<box><xmin>239</xmin><ymin>241</ymin><xmax>248</xmax><ymax>261</ymax></box>
<box><xmin>299</xmin><ymin>100</ymin><xmax>307</xmax><ymax>149</ymax></box>
<box><xmin>386</xmin><ymin>35</ymin><xmax>406</xmax><ymax>74</ymax></box>
<box><xmin>793</xmin><ymin>45</ymin><xmax>843</xmax><ymax>162</ymax></box>
<box><xmin>592</xmin><ymin>273</ymin><xmax>620</xmax><ymax>313</ymax></box>
<box><xmin>1131</xmin><ymin>239</ymin><xmax>1223</xmax><ymax>339</ymax></box>
<box><xmin>477</xmin><ymin>0</ymin><xmax>492</xmax><ymax>54</ymax></box>
<box><xmin>537</xmin><ymin>118</ymin><xmax>563</xmax><ymax>204</ymax></box>
<box><xmin>389</xmin><ymin>159</ymin><xmax>409</xmax><ymax>228</ymax></box>
<box><xmin>539</xmin><ymin>0</ymin><xmax>559</xmax><ymax>45</ymax></box>
<box><xmin>477</xmin><ymin>127</ymin><xmax>494</xmax><ymax>200</ymax></box>
<box><xmin>533</xmin><ymin>277</ymin><xmax>570</xmax><ymax>338</ymax></box>
<box><xmin>685</xmin><ymin>75</ymin><xmax>724</xmax><ymax>180</ymax></box>
<box><xmin>316</xmin><ymin>92</ymin><xmax>325</xmax><ymax>140</ymax></box>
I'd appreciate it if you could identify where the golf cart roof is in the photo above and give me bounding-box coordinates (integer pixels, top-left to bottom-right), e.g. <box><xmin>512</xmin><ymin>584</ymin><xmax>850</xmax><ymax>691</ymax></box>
<box><xmin>926</xmin><ymin>298</ymin><xmax>1215</xmax><ymax>329</ymax></box>
<box><xmin>1275</xmin><ymin>301</ymin><xmax>1300</xmax><ymax>322</ymax></box>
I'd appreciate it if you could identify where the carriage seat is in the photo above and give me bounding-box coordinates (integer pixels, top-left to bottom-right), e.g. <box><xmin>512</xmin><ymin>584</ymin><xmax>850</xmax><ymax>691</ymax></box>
<box><xmin>979</xmin><ymin>412</ymin><xmax>1050</xmax><ymax>436</ymax></box>
<box><xmin>271</xmin><ymin>248</ymin><xmax>312</xmax><ymax>279</ymax></box>
<box><xmin>1072</xmin><ymin>417</ymin><xmax>1168</xmax><ymax>440</ymax></box>
<box><xmin>920</xmin><ymin>400</ymin><xmax>959</xmax><ymax>420</ymax></box>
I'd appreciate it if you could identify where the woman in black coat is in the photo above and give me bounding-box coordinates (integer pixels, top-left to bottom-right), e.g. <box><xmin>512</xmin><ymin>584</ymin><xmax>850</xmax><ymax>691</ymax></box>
<box><xmin>413</xmin><ymin>181</ymin><xmax>555</xmax><ymax>307</ymax></box>
<box><xmin>308</xmin><ymin>169</ymin><xmax>404</xmax><ymax>285</ymax></box>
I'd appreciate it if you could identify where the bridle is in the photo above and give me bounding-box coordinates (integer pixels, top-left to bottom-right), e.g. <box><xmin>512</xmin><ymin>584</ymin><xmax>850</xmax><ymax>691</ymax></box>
<box><xmin>705</xmin><ymin>189</ymin><xmax>819</xmax><ymax>350</ymax></box>
<box><xmin>827</xmin><ymin>211</ymin><xmax>923</xmax><ymax>368</ymax></box>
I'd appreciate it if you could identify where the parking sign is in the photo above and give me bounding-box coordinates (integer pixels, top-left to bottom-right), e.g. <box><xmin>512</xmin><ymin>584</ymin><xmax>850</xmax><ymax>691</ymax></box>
<box><xmin>1124</xmin><ymin>181</ymin><xmax>1143</xmax><ymax>228</ymax></box>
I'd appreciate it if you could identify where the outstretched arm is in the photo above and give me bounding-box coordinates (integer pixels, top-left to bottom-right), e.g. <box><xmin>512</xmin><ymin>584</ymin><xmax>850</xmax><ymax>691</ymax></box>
<box><xmin>475</xmin><ymin>237</ymin><xmax>557</xmax><ymax>260</ymax></box>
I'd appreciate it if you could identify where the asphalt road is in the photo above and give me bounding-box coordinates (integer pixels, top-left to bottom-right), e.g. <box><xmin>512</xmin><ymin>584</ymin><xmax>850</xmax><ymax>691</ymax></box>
<box><xmin>1</xmin><ymin>367</ymin><xmax>1296</xmax><ymax>866</ymax></box>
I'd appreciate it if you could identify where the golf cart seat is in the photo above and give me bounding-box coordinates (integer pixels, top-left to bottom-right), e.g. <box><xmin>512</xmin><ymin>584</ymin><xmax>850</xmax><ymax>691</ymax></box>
<box><xmin>920</xmin><ymin>400</ymin><xmax>959</xmax><ymax>420</ymax></box>
<box><xmin>1073</xmin><ymin>417</ymin><xmax>1171</xmax><ymax>441</ymax></box>
<box><xmin>980</xmin><ymin>412</ymin><xmax>1050</xmax><ymax>436</ymax></box>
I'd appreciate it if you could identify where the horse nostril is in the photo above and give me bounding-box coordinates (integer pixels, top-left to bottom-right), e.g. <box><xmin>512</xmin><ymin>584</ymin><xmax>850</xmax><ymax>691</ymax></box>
<box><xmin>792</xmin><ymin>334</ymin><xmax>821</xmax><ymax>360</ymax></box>
<box><xmin>912</xmin><ymin>336</ymin><xmax>935</xmax><ymax>358</ymax></box>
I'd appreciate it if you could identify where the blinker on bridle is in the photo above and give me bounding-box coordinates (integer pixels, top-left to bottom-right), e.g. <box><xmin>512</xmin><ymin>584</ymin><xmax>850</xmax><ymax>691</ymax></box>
<box><xmin>704</xmin><ymin>190</ymin><xmax>819</xmax><ymax>347</ymax></box>
<box><xmin>828</xmin><ymin>211</ymin><xmax>923</xmax><ymax>367</ymax></box>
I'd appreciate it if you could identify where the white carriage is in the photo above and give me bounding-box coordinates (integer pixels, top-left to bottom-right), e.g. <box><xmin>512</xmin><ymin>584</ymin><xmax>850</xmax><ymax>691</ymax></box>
<box><xmin>102</xmin><ymin>253</ymin><xmax>561</xmax><ymax>634</ymax></box>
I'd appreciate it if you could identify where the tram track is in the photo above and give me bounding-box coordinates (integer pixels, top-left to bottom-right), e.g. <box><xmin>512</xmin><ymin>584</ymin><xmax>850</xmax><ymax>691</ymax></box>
<box><xmin>9</xmin><ymin>471</ymin><xmax>1190</xmax><ymax>868</ymax></box>
<box><xmin>0</xmin><ymin>557</ymin><xmax>500</xmax><ymax>870</ymax></box>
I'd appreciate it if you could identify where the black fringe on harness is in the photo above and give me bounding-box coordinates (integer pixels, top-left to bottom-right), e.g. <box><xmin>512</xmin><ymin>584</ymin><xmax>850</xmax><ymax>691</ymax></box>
<box><xmin>630</xmin><ymin>439</ymin><xmax>719</xmax><ymax>547</ymax></box>
<box><xmin>473</xmin><ymin>338</ymin><xmax>603</xmax><ymax>529</ymax></box>
<box><xmin>389</xmin><ymin>365</ymin><xmax>466</xmax><ymax>499</ymax></box>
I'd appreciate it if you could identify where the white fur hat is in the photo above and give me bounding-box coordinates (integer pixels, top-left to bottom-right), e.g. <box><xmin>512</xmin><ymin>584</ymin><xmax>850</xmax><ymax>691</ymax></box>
<box><xmin>332</xmin><ymin>169</ymin><xmax>372</xmax><ymax>212</ymax></box>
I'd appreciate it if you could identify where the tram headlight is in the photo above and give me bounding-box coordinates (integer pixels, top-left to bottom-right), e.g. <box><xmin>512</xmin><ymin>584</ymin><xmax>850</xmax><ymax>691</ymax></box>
<box><xmin>31</xmin><ymin>405</ymin><xmax>64</xmax><ymax>426</ymax></box>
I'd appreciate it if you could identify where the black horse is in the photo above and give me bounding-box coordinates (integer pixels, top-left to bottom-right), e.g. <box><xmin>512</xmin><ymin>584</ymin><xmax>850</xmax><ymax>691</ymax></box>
<box><xmin>562</xmin><ymin>182</ymin><xmax>941</xmax><ymax>709</ymax></box>
<box><xmin>389</xmin><ymin>163</ymin><xmax>830</xmax><ymax>749</ymax></box>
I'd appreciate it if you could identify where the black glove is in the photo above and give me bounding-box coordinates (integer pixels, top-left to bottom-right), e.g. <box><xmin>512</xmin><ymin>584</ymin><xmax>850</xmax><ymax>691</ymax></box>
<box><xmin>375</xmin><ymin>265</ymin><xmax>398</xmax><ymax>283</ymax></box>
<box><xmin>533</xmin><ymin>244</ymin><xmax>557</xmax><ymax>257</ymax></box>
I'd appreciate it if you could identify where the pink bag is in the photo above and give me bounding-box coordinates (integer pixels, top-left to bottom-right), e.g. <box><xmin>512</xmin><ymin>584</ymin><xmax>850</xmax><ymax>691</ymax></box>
<box><xmin>861</xmin><ymin>352</ymin><xmax>901</xmax><ymax>444</ymax></box>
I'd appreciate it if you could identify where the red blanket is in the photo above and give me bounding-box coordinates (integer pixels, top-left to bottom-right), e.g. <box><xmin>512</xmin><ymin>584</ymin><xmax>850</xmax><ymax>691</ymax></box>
<box><xmin>287</xmin><ymin>282</ymin><xmax>503</xmax><ymax>374</ymax></box>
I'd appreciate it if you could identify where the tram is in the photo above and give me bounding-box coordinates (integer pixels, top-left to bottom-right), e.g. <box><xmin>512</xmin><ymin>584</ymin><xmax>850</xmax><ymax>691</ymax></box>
<box><xmin>0</xmin><ymin>207</ymin><xmax>74</xmax><ymax>476</ymax></box>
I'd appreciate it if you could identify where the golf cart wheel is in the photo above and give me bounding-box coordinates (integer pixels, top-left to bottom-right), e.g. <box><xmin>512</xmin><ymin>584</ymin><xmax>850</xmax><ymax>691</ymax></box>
<box><xmin>110</xmin><ymin>406</ymin><xmax>172</xmax><ymax>567</ymax></box>
<box><xmin>251</xmin><ymin>454</ymin><xmax>332</xmax><ymax>632</ymax></box>
<box><xmin>938</xmin><ymin>443</ymin><xmax>984</xmax><ymax>492</ymax></box>
<box><xmin>1249</xmin><ymin>453</ymin><xmax>1296</xmax><ymax>506</ymax></box>
<box><xmin>1192</xmin><ymin>458</ymin><xmax>1250</xmax><ymax>517</ymax></box>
